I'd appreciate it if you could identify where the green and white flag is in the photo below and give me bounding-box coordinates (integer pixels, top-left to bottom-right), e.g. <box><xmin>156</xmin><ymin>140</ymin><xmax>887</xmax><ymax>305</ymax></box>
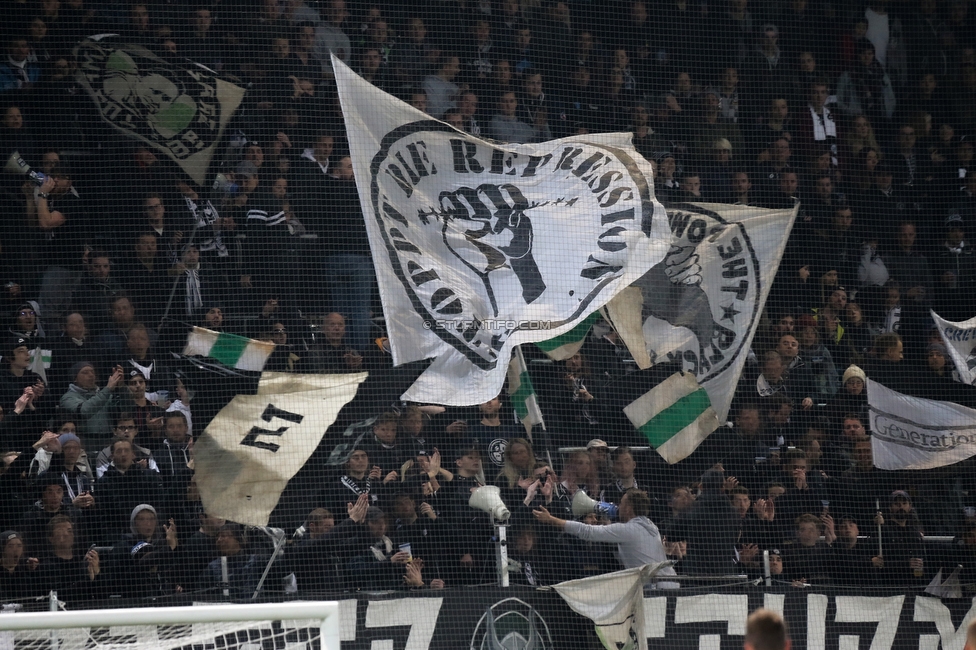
<box><xmin>536</xmin><ymin>311</ymin><xmax>601</xmax><ymax>361</ymax></box>
<box><xmin>623</xmin><ymin>371</ymin><xmax>719</xmax><ymax>464</ymax></box>
<box><xmin>28</xmin><ymin>346</ymin><xmax>51</xmax><ymax>384</ymax></box>
<box><xmin>75</xmin><ymin>36</ymin><xmax>245</xmax><ymax>186</ymax></box>
<box><xmin>605</xmin><ymin>203</ymin><xmax>797</xmax><ymax>426</ymax></box>
<box><xmin>507</xmin><ymin>346</ymin><xmax>545</xmax><ymax>434</ymax></box>
<box><xmin>183</xmin><ymin>327</ymin><xmax>275</xmax><ymax>371</ymax></box>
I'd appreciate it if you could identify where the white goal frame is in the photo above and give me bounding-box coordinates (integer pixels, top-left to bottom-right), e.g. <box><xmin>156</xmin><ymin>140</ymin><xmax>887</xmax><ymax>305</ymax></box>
<box><xmin>0</xmin><ymin>601</ymin><xmax>340</xmax><ymax>649</ymax></box>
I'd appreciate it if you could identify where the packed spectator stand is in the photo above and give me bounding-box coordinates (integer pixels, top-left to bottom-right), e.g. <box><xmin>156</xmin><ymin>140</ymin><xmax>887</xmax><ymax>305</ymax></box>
<box><xmin>2</xmin><ymin>0</ymin><xmax>976</xmax><ymax>607</ymax></box>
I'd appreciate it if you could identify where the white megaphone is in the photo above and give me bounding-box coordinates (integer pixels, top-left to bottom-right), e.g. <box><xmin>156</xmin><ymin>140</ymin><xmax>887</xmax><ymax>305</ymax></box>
<box><xmin>572</xmin><ymin>490</ymin><xmax>619</xmax><ymax>519</ymax></box>
<box><xmin>5</xmin><ymin>151</ymin><xmax>47</xmax><ymax>186</ymax></box>
<box><xmin>469</xmin><ymin>485</ymin><xmax>511</xmax><ymax>522</ymax></box>
<box><xmin>212</xmin><ymin>173</ymin><xmax>240</xmax><ymax>195</ymax></box>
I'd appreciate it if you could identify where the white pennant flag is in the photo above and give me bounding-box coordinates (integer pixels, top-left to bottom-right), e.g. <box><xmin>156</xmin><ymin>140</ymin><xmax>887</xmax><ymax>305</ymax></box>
<box><xmin>507</xmin><ymin>345</ymin><xmax>545</xmax><ymax>434</ymax></box>
<box><xmin>605</xmin><ymin>203</ymin><xmax>797</xmax><ymax>424</ymax></box>
<box><xmin>195</xmin><ymin>372</ymin><xmax>366</xmax><ymax>525</ymax></box>
<box><xmin>931</xmin><ymin>310</ymin><xmax>976</xmax><ymax>385</ymax></box>
<box><xmin>553</xmin><ymin>563</ymin><xmax>673</xmax><ymax>650</ymax></box>
<box><xmin>868</xmin><ymin>378</ymin><xmax>976</xmax><ymax>470</ymax></box>
<box><xmin>332</xmin><ymin>54</ymin><xmax>671</xmax><ymax>406</ymax></box>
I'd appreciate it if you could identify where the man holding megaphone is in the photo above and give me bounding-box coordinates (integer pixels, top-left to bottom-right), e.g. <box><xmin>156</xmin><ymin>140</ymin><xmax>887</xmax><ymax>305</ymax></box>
<box><xmin>532</xmin><ymin>489</ymin><xmax>677</xmax><ymax>585</ymax></box>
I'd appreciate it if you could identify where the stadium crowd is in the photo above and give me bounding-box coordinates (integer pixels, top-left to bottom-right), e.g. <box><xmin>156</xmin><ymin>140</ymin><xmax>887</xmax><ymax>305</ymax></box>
<box><xmin>2</xmin><ymin>0</ymin><xmax>976</xmax><ymax>603</ymax></box>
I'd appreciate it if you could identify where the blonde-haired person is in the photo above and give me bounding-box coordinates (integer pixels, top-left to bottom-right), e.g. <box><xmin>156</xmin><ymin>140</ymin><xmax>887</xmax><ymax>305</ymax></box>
<box><xmin>842</xmin><ymin>115</ymin><xmax>880</xmax><ymax>162</ymax></box>
<box><xmin>493</xmin><ymin>438</ymin><xmax>536</xmax><ymax>504</ymax></box>
<box><xmin>494</xmin><ymin>438</ymin><xmax>536</xmax><ymax>492</ymax></box>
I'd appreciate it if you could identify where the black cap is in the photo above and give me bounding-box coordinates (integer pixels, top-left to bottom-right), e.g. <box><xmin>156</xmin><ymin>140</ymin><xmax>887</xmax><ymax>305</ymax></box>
<box><xmin>0</xmin><ymin>531</ymin><xmax>21</xmax><ymax>548</ymax></box>
<box><xmin>455</xmin><ymin>440</ymin><xmax>482</xmax><ymax>459</ymax></box>
<box><xmin>8</xmin><ymin>337</ymin><xmax>29</xmax><ymax>355</ymax></box>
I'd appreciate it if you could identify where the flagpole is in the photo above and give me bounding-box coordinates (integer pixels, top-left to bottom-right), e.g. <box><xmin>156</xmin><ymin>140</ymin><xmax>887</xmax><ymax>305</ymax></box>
<box><xmin>876</xmin><ymin>499</ymin><xmax>883</xmax><ymax>558</ymax></box>
<box><xmin>158</xmin><ymin>218</ymin><xmax>202</xmax><ymax>332</ymax></box>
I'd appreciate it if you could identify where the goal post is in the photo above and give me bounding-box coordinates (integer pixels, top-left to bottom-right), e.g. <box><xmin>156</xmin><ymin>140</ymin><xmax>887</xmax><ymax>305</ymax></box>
<box><xmin>0</xmin><ymin>601</ymin><xmax>340</xmax><ymax>650</ymax></box>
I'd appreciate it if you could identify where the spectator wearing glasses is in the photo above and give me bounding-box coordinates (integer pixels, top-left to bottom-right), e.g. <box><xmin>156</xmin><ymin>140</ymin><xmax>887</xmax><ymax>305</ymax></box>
<box><xmin>262</xmin><ymin>322</ymin><xmax>298</xmax><ymax>372</ymax></box>
<box><xmin>94</xmin><ymin>414</ymin><xmax>159</xmax><ymax>479</ymax></box>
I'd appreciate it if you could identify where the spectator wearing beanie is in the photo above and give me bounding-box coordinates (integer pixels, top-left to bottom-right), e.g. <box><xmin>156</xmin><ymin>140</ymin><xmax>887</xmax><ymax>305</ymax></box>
<box><xmin>0</xmin><ymin>336</ymin><xmax>52</xmax><ymax>451</ymax></box>
<box><xmin>60</xmin><ymin>362</ymin><xmax>125</xmax><ymax>445</ymax></box>
<box><xmin>36</xmin><ymin>431</ymin><xmax>95</xmax><ymax>510</ymax></box>
<box><xmin>0</xmin><ymin>530</ymin><xmax>38</xmax><ymax>599</ymax></box>
<box><xmin>110</xmin><ymin>503</ymin><xmax>179</xmax><ymax>598</ymax></box>
<box><xmin>827</xmin><ymin>364</ymin><xmax>869</xmax><ymax>429</ymax></box>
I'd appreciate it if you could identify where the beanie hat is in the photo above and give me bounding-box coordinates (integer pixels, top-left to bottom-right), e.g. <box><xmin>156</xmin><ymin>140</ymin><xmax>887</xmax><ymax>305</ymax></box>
<box><xmin>58</xmin><ymin>433</ymin><xmax>81</xmax><ymax>447</ymax></box>
<box><xmin>70</xmin><ymin>360</ymin><xmax>94</xmax><ymax>380</ymax></box>
<box><xmin>129</xmin><ymin>504</ymin><xmax>157</xmax><ymax>534</ymax></box>
<box><xmin>891</xmin><ymin>490</ymin><xmax>912</xmax><ymax>504</ymax></box>
<box><xmin>843</xmin><ymin>365</ymin><xmax>867</xmax><ymax>384</ymax></box>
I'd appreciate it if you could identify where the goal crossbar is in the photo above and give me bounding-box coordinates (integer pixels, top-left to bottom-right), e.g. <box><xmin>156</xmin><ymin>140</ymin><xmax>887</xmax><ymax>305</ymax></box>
<box><xmin>0</xmin><ymin>601</ymin><xmax>340</xmax><ymax>649</ymax></box>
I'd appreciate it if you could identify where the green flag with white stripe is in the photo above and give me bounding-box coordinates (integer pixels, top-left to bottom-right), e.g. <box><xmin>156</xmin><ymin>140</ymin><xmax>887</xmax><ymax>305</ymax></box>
<box><xmin>536</xmin><ymin>312</ymin><xmax>601</xmax><ymax>360</ymax></box>
<box><xmin>507</xmin><ymin>346</ymin><xmax>545</xmax><ymax>434</ymax></box>
<box><xmin>623</xmin><ymin>371</ymin><xmax>720</xmax><ymax>464</ymax></box>
<box><xmin>183</xmin><ymin>327</ymin><xmax>275</xmax><ymax>372</ymax></box>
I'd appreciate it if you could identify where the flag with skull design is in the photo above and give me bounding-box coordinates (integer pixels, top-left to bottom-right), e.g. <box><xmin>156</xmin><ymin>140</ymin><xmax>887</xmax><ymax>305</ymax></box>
<box><xmin>333</xmin><ymin>55</ymin><xmax>671</xmax><ymax>406</ymax></box>
<box><xmin>75</xmin><ymin>36</ymin><xmax>245</xmax><ymax>185</ymax></box>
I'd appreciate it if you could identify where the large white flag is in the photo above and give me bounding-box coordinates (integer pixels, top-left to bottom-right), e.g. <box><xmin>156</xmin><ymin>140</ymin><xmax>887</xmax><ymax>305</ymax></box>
<box><xmin>867</xmin><ymin>378</ymin><xmax>976</xmax><ymax>470</ymax></box>
<box><xmin>604</xmin><ymin>202</ymin><xmax>797</xmax><ymax>424</ymax></box>
<box><xmin>332</xmin><ymin>55</ymin><xmax>671</xmax><ymax>406</ymax></box>
<box><xmin>931</xmin><ymin>310</ymin><xmax>976</xmax><ymax>385</ymax></box>
<box><xmin>553</xmin><ymin>563</ymin><xmax>671</xmax><ymax>650</ymax></box>
<box><xmin>195</xmin><ymin>372</ymin><xmax>366</xmax><ymax>525</ymax></box>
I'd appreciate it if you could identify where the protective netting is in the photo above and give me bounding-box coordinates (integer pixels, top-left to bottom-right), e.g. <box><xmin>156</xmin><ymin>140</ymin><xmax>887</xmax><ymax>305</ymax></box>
<box><xmin>3</xmin><ymin>0</ymin><xmax>976</xmax><ymax>648</ymax></box>
<box><xmin>0</xmin><ymin>619</ymin><xmax>322</xmax><ymax>650</ymax></box>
